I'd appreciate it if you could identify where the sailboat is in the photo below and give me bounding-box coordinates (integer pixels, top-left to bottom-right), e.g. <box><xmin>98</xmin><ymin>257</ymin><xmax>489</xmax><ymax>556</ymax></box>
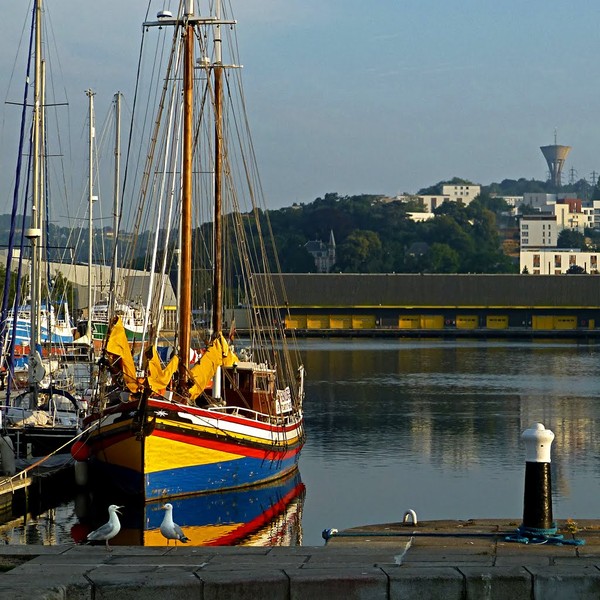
<box><xmin>79</xmin><ymin>0</ymin><xmax>305</xmax><ymax>501</ymax></box>
<box><xmin>0</xmin><ymin>0</ymin><xmax>85</xmax><ymax>457</ymax></box>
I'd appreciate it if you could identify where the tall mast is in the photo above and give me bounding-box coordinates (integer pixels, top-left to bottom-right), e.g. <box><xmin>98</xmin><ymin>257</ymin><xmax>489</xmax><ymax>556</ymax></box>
<box><xmin>86</xmin><ymin>89</ymin><xmax>95</xmax><ymax>343</ymax></box>
<box><xmin>27</xmin><ymin>0</ymin><xmax>43</xmax><ymax>395</ymax></box>
<box><xmin>177</xmin><ymin>0</ymin><xmax>194</xmax><ymax>392</ymax></box>
<box><xmin>109</xmin><ymin>92</ymin><xmax>121</xmax><ymax>320</ymax></box>
<box><xmin>212</xmin><ymin>0</ymin><xmax>223</xmax><ymax>335</ymax></box>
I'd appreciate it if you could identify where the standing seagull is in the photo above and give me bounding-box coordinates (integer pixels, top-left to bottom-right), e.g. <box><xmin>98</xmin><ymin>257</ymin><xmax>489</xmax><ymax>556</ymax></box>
<box><xmin>160</xmin><ymin>503</ymin><xmax>189</xmax><ymax>546</ymax></box>
<box><xmin>87</xmin><ymin>504</ymin><xmax>123</xmax><ymax>551</ymax></box>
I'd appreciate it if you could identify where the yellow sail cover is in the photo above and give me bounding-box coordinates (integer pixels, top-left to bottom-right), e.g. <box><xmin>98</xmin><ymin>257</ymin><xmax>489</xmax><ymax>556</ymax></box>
<box><xmin>146</xmin><ymin>347</ymin><xmax>179</xmax><ymax>394</ymax></box>
<box><xmin>189</xmin><ymin>333</ymin><xmax>238</xmax><ymax>400</ymax></box>
<box><xmin>105</xmin><ymin>317</ymin><xmax>139</xmax><ymax>393</ymax></box>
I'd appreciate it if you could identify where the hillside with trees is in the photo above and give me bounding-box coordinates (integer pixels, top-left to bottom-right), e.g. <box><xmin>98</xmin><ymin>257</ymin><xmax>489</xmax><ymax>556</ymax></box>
<box><xmin>265</xmin><ymin>191</ymin><xmax>517</xmax><ymax>274</ymax></box>
<box><xmin>9</xmin><ymin>175</ymin><xmax>589</xmax><ymax>278</ymax></box>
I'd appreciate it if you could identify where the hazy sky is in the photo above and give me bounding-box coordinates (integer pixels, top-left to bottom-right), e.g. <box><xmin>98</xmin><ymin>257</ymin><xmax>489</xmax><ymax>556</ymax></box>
<box><xmin>1</xmin><ymin>0</ymin><xmax>598</xmax><ymax>219</ymax></box>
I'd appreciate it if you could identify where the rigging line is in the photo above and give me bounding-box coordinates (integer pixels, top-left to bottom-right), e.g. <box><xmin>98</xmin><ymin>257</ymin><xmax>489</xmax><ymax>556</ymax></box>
<box><xmin>43</xmin><ymin>2</ymin><xmax>73</xmax><ymax>229</ymax></box>
<box><xmin>140</xmin><ymin>48</ymin><xmax>183</xmax><ymax>361</ymax></box>
<box><xmin>0</xmin><ymin>1</ymin><xmax>36</xmax><ymax>349</ymax></box>
<box><xmin>5</xmin><ymin>131</ymin><xmax>35</xmax><ymax>406</ymax></box>
<box><xmin>122</xmin><ymin>20</ymin><xmax>179</xmax><ymax>286</ymax></box>
<box><xmin>117</xmin><ymin>0</ymin><xmax>152</xmax><ymax>290</ymax></box>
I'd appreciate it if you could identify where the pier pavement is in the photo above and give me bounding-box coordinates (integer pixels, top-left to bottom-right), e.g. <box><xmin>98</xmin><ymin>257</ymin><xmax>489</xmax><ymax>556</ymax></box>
<box><xmin>1</xmin><ymin>519</ymin><xmax>600</xmax><ymax>598</ymax></box>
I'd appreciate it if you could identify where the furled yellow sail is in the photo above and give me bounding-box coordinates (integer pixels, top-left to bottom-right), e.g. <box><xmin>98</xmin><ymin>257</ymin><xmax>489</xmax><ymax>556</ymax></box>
<box><xmin>189</xmin><ymin>333</ymin><xmax>239</xmax><ymax>400</ymax></box>
<box><xmin>105</xmin><ymin>317</ymin><xmax>138</xmax><ymax>393</ymax></box>
<box><xmin>146</xmin><ymin>346</ymin><xmax>179</xmax><ymax>394</ymax></box>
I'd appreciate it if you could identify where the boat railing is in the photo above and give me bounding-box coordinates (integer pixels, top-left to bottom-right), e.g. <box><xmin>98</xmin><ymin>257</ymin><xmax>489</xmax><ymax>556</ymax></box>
<box><xmin>206</xmin><ymin>403</ymin><xmax>299</xmax><ymax>426</ymax></box>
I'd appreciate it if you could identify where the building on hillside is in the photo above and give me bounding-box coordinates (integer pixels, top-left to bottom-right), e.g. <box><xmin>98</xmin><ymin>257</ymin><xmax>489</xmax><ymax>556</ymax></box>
<box><xmin>520</xmin><ymin>249</ymin><xmax>600</xmax><ymax>274</ymax></box>
<box><xmin>417</xmin><ymin>195</ymin><xmax>450</xmax><ymax>212</ymax></box>
<box><xmin>304</xmin><ymin>231</ymin><xmax>336</xmax><ymax>273</ymax></box>
<box><xmin>520</xmin><ymin>215</ymin><xmax>557</xmax><ymax>248</ymax></box>
<box><xmin>441</xmin><ymin>184</ymin><xmax>481</xmax><ymax>205</ymax></box>
<box><xmin>554</xmin><ymin>198</ymin><xmax>591</xmax><ymax>232</ymax></box>
<box><xmin>495</xmin><ymin>195</ymin><xmax>523</xmax><ymax>216</ymax></box>
<box><xmin>522</xmin><ymin>193</ymin><xmax>557</xmax><ymax>212</ymax></box>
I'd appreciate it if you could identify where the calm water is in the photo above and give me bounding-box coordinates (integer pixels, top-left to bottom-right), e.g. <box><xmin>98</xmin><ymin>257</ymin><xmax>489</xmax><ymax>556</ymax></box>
<box><xmin>4</xmin><ymin>339</ymin><xmax>600</xmax><ymax>546</ymax></box>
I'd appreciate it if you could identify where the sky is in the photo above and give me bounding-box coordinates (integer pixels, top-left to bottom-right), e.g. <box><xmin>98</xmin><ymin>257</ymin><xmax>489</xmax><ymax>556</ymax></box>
<box><xmin>1</xmin><ymin>0</ymin><xmax>599</xmax><ymax>221</ymax></box>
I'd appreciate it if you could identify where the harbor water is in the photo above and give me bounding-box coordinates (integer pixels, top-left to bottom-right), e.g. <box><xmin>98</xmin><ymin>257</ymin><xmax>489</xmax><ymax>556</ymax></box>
<box><xmin>3</xmin><ymin>338</ymin><xmax>600</xmax><ymax>547</ymax></box>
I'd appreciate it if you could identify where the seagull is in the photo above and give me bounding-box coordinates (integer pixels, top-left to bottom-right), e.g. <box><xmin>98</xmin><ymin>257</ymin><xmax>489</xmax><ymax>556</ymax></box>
<box><xmin>87</xmin><ymin>504</ymin><xmax>123</xmax><ymax>551</ymax></box>
<box><xmin>160</xmin><ymin>503</ymin><xmax>189</xmax><ymax>546</ymax></box>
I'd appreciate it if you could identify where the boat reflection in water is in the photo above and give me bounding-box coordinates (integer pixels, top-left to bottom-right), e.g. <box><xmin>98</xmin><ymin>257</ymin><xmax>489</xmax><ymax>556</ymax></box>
<box><xmin>74</xmin><ymin>470</ymin><xmax>305</xmax><ymax>547</ymax></box>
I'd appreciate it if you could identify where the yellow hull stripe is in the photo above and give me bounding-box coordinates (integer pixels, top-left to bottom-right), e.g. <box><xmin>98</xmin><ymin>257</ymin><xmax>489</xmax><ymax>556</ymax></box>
<box><xmin>145</xmin><ymin>431</ymin><xmax>244</xmax><ymax>474</ymax></box>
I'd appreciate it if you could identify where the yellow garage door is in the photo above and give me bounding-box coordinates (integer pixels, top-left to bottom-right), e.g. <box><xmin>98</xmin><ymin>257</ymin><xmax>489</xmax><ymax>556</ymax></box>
<box><xmin>330</xmin><ymin>315</ymin><xmax>352</xmax><ymax>329</ymax></box>
<box><xmin>306</xmin><ymin>315</ymin><xmax>330</xmax><ymax>329</ymax></box>
<box><xmin>285</xmin><ymin>315</ymin><xmax>307</xmax><ymax>329</ymax></box>
<box><xmin>421</xmin><ymin>315</ymin><xmax>444</xmax><ymax>329</ymax></box>
<box><xmin>399</xmin><ymin>315</ymin><xmax>420</xmax><ymax>329</ymax></box>
<box><xmin>352</xmin><ymin>315</ymin><xmax>376</xmax><ymax>329</ymax></box>
<box><xmin>456</xmin><ymin>315</ymin><xmax>478</xmax><ymax>329</ymax></box>
<box><xmin>486</xmin><ymin>316</ymin><xmax>508</xmax><ymax>329</ymax></box>
<box><xmin>532</xmin><ymin>315</ymin><xmax>554</xmax><ymax>330</ymax></box>
<box><xmin>554</xmin><ymin>316</ymin><xmax>576</xmax><ymax>330</ymax></box>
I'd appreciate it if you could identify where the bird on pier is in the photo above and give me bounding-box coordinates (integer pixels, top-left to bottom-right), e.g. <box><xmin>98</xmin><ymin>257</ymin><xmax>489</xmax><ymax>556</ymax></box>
<box><xmin>160</xmin><ymin>503</ymin><xmax>189</xmax><ymax>546</ymax></box>
<box><xmin>86</xmin><ymin>504</ymin><xmax>123</xmax><ymax>551</ymax></box>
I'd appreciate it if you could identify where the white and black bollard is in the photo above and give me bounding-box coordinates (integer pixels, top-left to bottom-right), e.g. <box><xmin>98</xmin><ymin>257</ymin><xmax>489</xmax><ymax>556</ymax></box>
<box><xmin>520</xmin><ymin>422</ymin><xmax>555</xmax><ymax>534</ymax></box>
<box><xmin>506</xmin><ymin>422</ymin><xmax>585</xmax><ymax>545</ymax></box>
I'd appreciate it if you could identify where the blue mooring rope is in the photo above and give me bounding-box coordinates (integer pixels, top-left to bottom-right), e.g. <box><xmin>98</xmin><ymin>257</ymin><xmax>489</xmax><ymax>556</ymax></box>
<box><xmin>323</xmin><ymin>526</ymin><xmax>586</xmax><ymax>546</ymax></box>
<box><xmin>505</xmin><ymin>525</ymin><xmax>585</xmax><ymax>546</ymax></box>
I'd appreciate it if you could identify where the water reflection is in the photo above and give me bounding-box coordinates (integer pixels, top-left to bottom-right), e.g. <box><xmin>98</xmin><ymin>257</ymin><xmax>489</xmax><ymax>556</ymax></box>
<box><xmin>72</xmin><ymin>470</ymin><xmax>305</xmax><ymax>547</ymax></box>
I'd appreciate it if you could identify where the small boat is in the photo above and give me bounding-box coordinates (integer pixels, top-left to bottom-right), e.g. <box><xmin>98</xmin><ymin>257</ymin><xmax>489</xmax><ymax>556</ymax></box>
<box><xmin>4</xmin><ymin>302</ymin><xmax>74</xmax><ymax>348</ymax></box>
<box><xmin>1</xmin><ymin>386</ymin><xmax>86</xmax><ymax>459</ymax></box>
<box><xmin>80</xmin><ymin>0</ymin><xmax>305</xmax><ymax>501</ymax></box>
<box><xmin>90</xmin><ymin>300</ymin><xmax>147</xmax><ymax>350</ymax></box>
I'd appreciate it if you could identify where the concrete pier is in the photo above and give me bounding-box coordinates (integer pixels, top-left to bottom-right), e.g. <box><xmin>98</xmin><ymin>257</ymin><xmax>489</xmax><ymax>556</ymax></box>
<box><xmin>1</xmin><ymin>519</ymin><xmax>600</xmax><ymax>598</ymax></box>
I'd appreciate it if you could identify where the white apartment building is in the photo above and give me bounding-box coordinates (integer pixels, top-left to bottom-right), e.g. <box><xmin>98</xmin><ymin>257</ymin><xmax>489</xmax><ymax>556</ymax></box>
<box><xmin>441</xmin><ymin>184</ymin><xmax>481</xmax><ymax>205</ymax></box>
<box><xmin>554</xmin><ymin>203</ymin><xmax>592</xmax><ymax>232</ymax></box>
<box><xmin>418</xmin><ymin>195</ymin><xmax>450</xmax><ymax>212</ymax></box>
<box><xmin>522</xmin><ymin>193</ymin><xmax>557</xmax><ymax>212</ymax></box>
<box><xmin>520</xmin><ymin>215</ymin><xmax>557</xmax><ymax>248</ymax></box>
<box><xmin>520</xmin><ymin>249</ymin><xmax>600</xmax><ymax>274</ymax></box>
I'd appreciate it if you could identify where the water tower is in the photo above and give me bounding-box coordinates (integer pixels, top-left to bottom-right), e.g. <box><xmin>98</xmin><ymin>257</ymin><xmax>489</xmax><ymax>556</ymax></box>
<box><xmin>540</xmin><ymin>138</ymin><xmax>571</xmax><ymax>188</ymax></box>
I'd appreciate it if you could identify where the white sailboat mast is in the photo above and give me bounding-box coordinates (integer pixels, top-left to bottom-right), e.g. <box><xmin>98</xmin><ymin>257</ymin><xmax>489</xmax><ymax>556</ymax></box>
<box><xmin>86</xmin><ymin>89</ymin><xmax>95</xmax><ymax>342</ymax></box>
<box><xmin>27</xmin><ymin>0</ymin><xmax>44</xmax><ymax>393</ymax></box>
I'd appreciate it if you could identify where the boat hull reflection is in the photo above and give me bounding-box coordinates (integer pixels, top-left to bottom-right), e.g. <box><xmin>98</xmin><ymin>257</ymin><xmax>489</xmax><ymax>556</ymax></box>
<box><xmin>77</xmin><ymin>470</ymin><xmax>305</xmax><ymax>547</ymax></box>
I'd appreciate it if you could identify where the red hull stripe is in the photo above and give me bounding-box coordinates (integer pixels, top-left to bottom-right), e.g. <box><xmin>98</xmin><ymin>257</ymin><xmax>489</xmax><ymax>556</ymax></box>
<box><xmin>153</xmin><ymin>428</ymin><xmax>302</xmax><ymax>460</ymax></box>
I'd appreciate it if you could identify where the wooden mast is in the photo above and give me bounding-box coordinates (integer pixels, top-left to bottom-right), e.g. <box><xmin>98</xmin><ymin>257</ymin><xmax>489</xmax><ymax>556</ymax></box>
<box><xmin>178</xmin><ymin>1</ymin><xmax>194</xmax><ymax>393</ymax></box>
<box><xmin>212</xmin><ymin>0</ymin><xmax>223</xmax><ymax>336</ymax></box>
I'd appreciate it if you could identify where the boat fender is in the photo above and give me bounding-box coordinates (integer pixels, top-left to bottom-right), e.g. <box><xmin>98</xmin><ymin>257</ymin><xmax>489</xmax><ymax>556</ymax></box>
<box><xmin>0</xmin><ymin>436</ymin><xmax>16</xmax><ymax>476</ymax></box>
<box><xmin>74</xmin><ymin>461</ymin><xmax>88</xmax><ymax>486</ymax></box>
<box><xmin>71</xmin><ymin>440</ymin><xmax>91</xmax><ymax>461</ymax></box>
<box><xmin>402</xmin><ymin>509</ymin><xmax>418</xmax><ymax>525</ymax></box>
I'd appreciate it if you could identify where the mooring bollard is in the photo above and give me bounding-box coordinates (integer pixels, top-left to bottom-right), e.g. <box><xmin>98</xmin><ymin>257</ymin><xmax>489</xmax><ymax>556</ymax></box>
<box><xmin>506</xmin><ymin>422</ymin><xmax>585</xmax><ymax>545</ymax></box>
<box><xmin>521</xmin><ymin>422</ymin><xmax>555</xmax><ymax>534</ymax></box>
